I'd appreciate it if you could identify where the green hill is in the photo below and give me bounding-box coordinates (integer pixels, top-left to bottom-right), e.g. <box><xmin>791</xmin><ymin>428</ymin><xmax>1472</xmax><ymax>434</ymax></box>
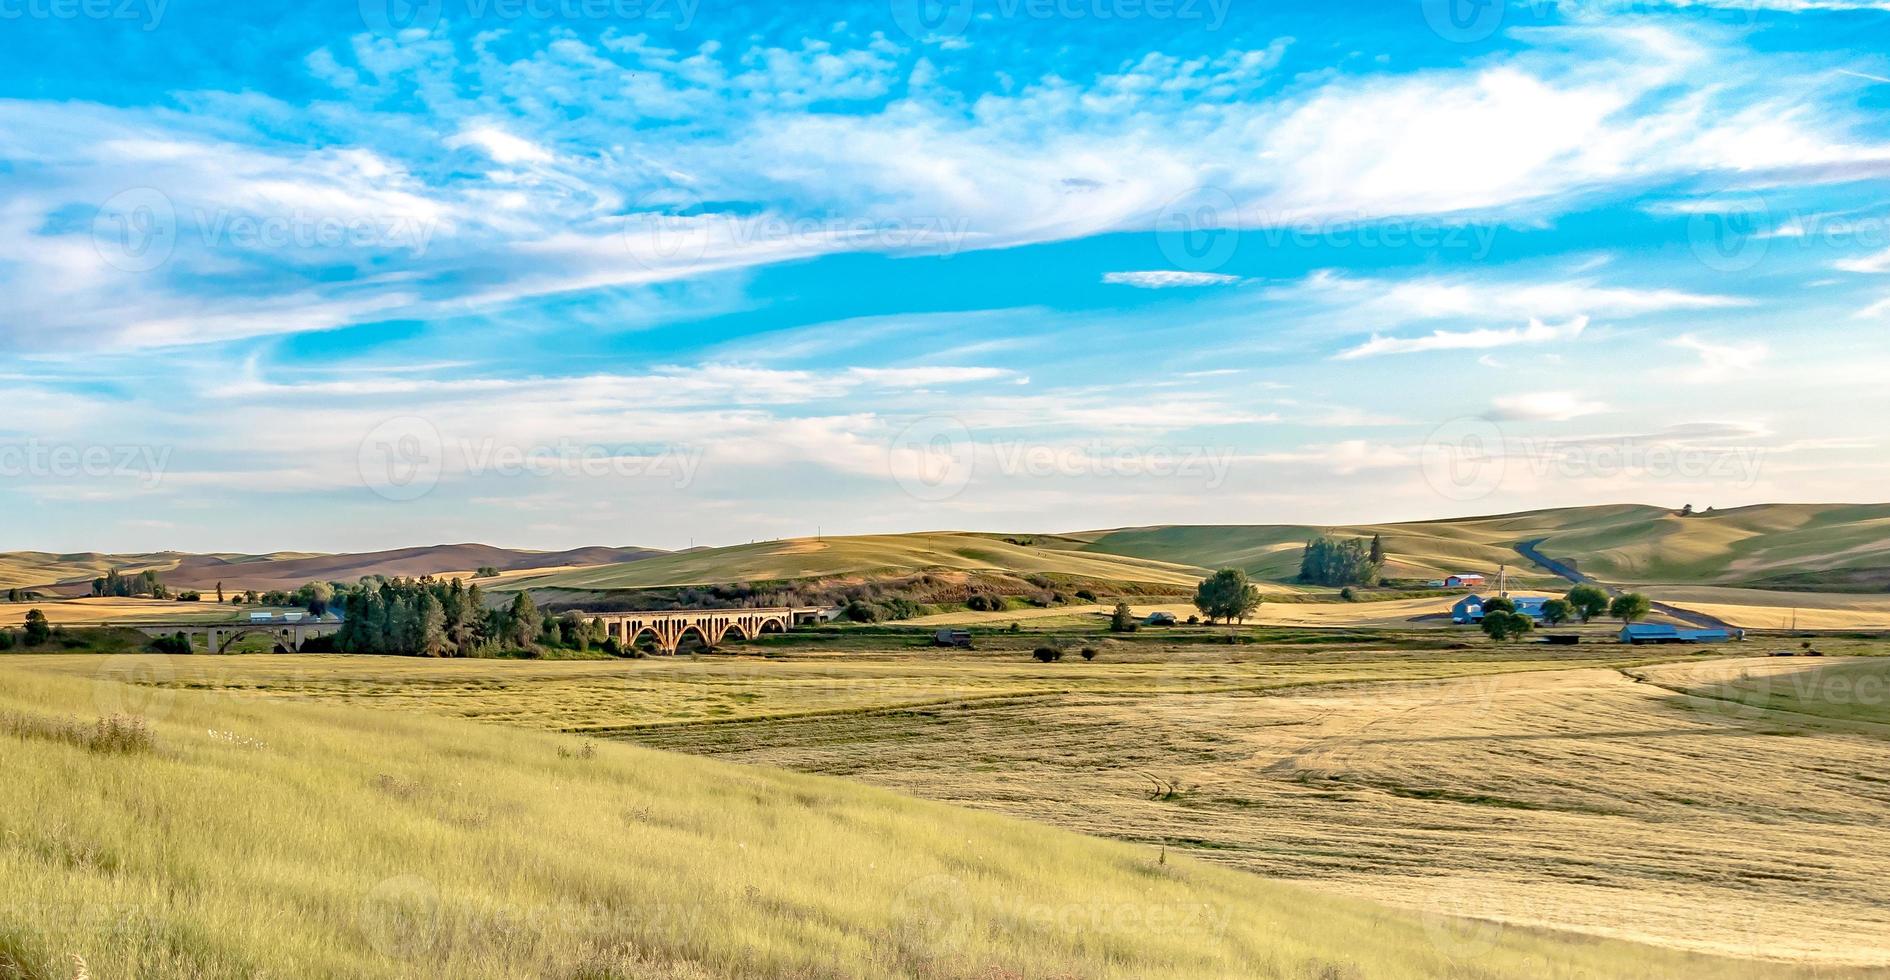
<box><xmin>504</xmin><ymin>533</ymin><xmax>1223</xmax><ymax>593</ymax></box>
<box><xmin>1077</xmin><ymin>504</ymin><xmax>1890</xmax><ymax>589</ymax></box>
<box><xmin>0</xmin><ymin>664</ymin><xmax>1830</xmax><ymax>979</ymax></box>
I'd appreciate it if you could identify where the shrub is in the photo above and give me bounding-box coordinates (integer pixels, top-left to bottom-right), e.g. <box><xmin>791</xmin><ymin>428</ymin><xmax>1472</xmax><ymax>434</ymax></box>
<box><xmin>1</xmin><ymin>711</ymin><xmax>155</xmax><ymax>754</ymax></box>
<box><xmin>1075</xmin><ymin>590</ymin><xmax>1098</xmax><ymax>603</ymax></box>
<box><xmin>1008</xmin><ymin>622</ymin><xmax>1021</xmax><ymax>633</ymax></box>
<box><xmin>1482</xmin><ymin>610</ymin><xmax>1534</xmax><ymax>643</ymax></box>
<box><xmin>842</xmin><ymin>600</ymin><xmax>880</xmax><ymax>623</ymax></box>
<box><xmin>0</xmin><ymin>630</ymin><xmax>15</xmax><ymax>651</ymax></box>
<box><xmin>1186</xmin><ymin>615</ymin><xmax>1200</xmax><ymax>625</ymax></box>
<box><xmin>1032</xmin><ymin>647</ymin><xmax>1064</xmax><ymax>663</ymax></box>
<box><xmin>149</xmin><ymin>632</ymin><xmax>192</xmax><ymax>655</ymax></box>
<box><xmin>1080</xmin><ymin>647</ymin><xmax>1098</xmax><ymax>661</ymax></box>
<box><xmin>1339</xmin><ymin>587</ymin><xmax>1356</xmax><ymax>602</ymax></box>
<box><xmin>23</xmin><ymin>609</ymin><xmax>51</xmax><ymax>646</ymax></box>
<box><xmin>1110</xmin><ymin>603</ymin><xmax>1136</xmax><ymax>633</ymax></box>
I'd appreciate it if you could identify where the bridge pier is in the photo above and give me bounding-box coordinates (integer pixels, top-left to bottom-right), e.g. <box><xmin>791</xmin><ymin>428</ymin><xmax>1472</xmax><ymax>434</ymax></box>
<box><xmin>590</xmin><ymin>608</ymin><xmax>811</xmax><ymax>655</ymax></box>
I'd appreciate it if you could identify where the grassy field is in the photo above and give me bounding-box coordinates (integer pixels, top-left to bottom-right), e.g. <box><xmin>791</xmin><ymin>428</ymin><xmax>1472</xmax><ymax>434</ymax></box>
<box><xmin>1649</xmin><ymin>586</ymin><xmax>1890</xmax><ymax>630</ymax></box>
<box><xmin>0</xmin><ymin>597</ymin><xmax>308</xmax><ymax>627</ymax></box>
<box><xmin>503</xmin><ymin>533</ymin><xmax>1219</xmax><ymax>593</ymax></box>
<box><xmin>5</xmin><ymin>663</ymin><xmax>1846</xmax><ymax>980</ymax></box>
<box><xmin>16</xmin><ymin>628</ymin><xmax>1890</xmax><ymax>969</ymax></box>
<box><xmin>1076</xmin><ymin>503</ymin><xmax>1890</xmax><ymax>590</ymax></box>
<box><xmin>901</xmin><ymin>594</ymin><xmax>1586</xmax><ymax>629</ymax></box>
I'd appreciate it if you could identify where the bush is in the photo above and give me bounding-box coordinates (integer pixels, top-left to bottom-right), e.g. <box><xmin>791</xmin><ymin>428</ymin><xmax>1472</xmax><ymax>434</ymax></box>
<box><xmin>1186</xmin><ymin>615</ymin><xmax>1200</xmax><ymax>625</ymax></box>
<box><xmin>0</xmin><ymin>630</ymin><xmax>15</xmax><ymax>651</ymax></box>
<box><xmin>1080</xmin><ymin>647</ymin><xmax>1097</xmax><ymax>661</ymax></box>
<box><xmin>1110</xmin><ymin>602</ymin><xmax>1136</xmax><ymax>633</ymax></box>
<box><xmin>1482</xmin><ymin>610</ymin><xmax>1534</xmax><ymax>643</ymax></box>
<box><xmin>149</xmin><ymin>632</ymin><xmax>192</xmax><ymax>655</ymax></box>
<box><xmin>23</xmin><ymin>610</ymin><xmax>51</xmax><ymax>646</ymax></box>
<box><xmin>842</xmin><ymin>600</ymin><xmax>880</xmax><ymax>623</ymax></box>
<box><xmin>1008</xmin><ymin>622</ymin><xmax>1021</xmax><ymax>633</ymax></box>
<box><xmin>1032</xmin><ymin>646</ymin><xmax>1064</xmax><ymax>663</ymax></box>
<box><xmin>1075</xmin><ymin>590</ymin><xmax>1098</xmax><ymax>603</ymax></box>
<box><xmin>1339</xmin><ymin>587</ymin><xmax>1356</xmax><ymax>602</ymax></box>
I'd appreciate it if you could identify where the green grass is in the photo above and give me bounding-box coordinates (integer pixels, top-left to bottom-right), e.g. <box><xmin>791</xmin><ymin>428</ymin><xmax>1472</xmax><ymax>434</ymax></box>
<box><xmin>1077</xmin><ymin>503</ymin><xmax>1890</xmax><ymax>589</ymax></box>
<box><xmin>1</xmin><ymin>664</ymin><xmax>1835</xmax><ymax>979</ymax></box>
<box><xmin>503</xmin><ymin>532</ymin><xmax>1217</xmax><ymax>592</ymax></box>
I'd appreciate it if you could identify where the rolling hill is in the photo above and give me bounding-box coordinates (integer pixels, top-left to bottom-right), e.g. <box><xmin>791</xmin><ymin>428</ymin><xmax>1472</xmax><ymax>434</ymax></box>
<box><xmin>1076</xmin><ymin>504</ymin><xmax>1890</xmax><ymax>590</ymax></box>
<box><xmin>0</xmin><ymin>545</ymin><xmax>667</xmax><ymax>595</ymax></box>
<box><xmin>501</xmin><ymin>532</ymin><xmax>1233</xmax><ymax>594</ymax></box>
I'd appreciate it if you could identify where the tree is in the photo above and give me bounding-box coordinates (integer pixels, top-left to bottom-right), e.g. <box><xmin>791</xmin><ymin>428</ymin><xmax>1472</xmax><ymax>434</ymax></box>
<box><xmin>1110</xmin><ymin>602</ymin><xmax>1136</xmax><ymax>633</ymax></box>
<box><xmin>1611</xmin><ymin>593</ymin><xmax>1652</xmax><ymax>624</ymax></box>
<box><xmin>216</xmin><ymin>582</ymin><xmax>225</xmax><ymax>603</ymax></box>
<box><xmin>1482</xmin><ymin>596</ymin><xmax>1516</xmax><ymax>616</ymax></box>
<box><xmin>1368</xmin><ymin>533</ymin><xmax>1385</xmax><ymax>568</ymax></box>
<box><xmin>475</xmin><ymin>566</ymin><xmax>500</xmax><ymax>578</ymax></box>
<box><xmin>1481</xmin><ymin>610</ymin><xmax>1534</xmax><ymax>642</ymax></box>
<box><xmin>1565</xmin><ymin>585</ymin><xmax>1610</xmax><ymax>623</ymax></box>
<box><xmin>23</xmin><ymin>609</ymin><xmax>51</xmax><ymax>646</ymax></box>
<box><xmin>1542</xmin><ymin>598</ymin><xmax>1574</xmax><ymax>626</ymax></box>
<box><xmin>1194</xmin><ymin>569</ymin><xmax>1262</xmax><ymax>625</ymax></box>
<box><xmin>1680</xmin><ymin>504</ymin><xmax>1695</xmax><ymax>516</ymax></box>
<box><xmin>506</xmin><ymin>592</ymin><xmax>539</xmax><ymax>648</ymax></box>
<box><xmin>417</xmin><ymin>594</ymin><xmax>448</xmax><ymax>657</ymax></box>
<box><xmin>1297</xmin><ymin>535</ymin><xmax>1380</xmax><ymax>587</ymax></box>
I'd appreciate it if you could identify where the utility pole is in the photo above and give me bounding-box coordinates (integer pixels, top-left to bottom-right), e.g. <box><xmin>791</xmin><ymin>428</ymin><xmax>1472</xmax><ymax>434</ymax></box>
<box><xmin>1498</xmin><ymin>564</ymin><xmax>1509</xmax><ymax>599</ymax></box>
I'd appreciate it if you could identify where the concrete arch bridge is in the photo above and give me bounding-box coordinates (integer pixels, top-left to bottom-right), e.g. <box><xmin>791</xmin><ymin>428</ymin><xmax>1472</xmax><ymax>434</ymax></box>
<box><xmin>119</xmin><ymin>619</ymin><xmax>343</xmax><ymax>653</ymax></box>
<box><xmin>585</xmin><ymin>608</ymin><xmax>823</xmax><ymax>655</ymax></box>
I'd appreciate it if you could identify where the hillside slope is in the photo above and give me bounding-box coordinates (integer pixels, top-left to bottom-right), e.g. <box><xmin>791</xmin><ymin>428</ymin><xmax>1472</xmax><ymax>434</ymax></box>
<box><xmin>504</xmin><ymin>533</ymin><xmax>1227</xmax><ymax>593</ymax></box>
<box><xmin>1078</xmin><ymin>504</ymin><xmax>1890</xmax><ymax>589</ymax></box>
<box><xmin>0</xmin><ymin>664</ymin><xmax>1833</xmax><ymax>979</ymax></box>
<box><xmin>3</xmin><ymin>545</ymin><xmax>667</xmax><ymax>595</ymax></box>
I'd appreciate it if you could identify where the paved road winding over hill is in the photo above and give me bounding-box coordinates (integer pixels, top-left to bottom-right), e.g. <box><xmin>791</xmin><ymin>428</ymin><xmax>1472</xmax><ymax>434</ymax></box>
<box><xmin>1515</xmin><ymin>538</ymin><xmax>1733</xmax><ymax>630</ymax></box>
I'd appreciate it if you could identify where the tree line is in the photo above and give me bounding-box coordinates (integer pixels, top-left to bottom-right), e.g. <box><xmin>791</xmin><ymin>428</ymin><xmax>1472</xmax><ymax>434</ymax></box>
<box><xmin>331</xmin><ymin>577</ymin><xmax>616</xmax><ymax>658</ymax></box>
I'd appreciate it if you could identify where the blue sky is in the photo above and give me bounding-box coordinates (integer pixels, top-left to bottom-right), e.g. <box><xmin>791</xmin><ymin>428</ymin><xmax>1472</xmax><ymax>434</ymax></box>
<box><xmin>3</xmin><ymin>0</ymin><xmax>1889</xmax><ymax>552</ymax></box>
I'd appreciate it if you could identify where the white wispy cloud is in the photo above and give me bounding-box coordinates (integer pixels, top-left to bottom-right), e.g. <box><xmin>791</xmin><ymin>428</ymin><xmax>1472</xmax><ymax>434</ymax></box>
<box><xmin>1490</xmin><ymin>391</ymin><xmax>1611</xmax><ymax>422</ymax></box>
<box><xmin>1102</xmin><ymin>270</ymin><xmax>1243</xmax><ymax>288</ymax></box>
<box><xmin>1337</xmin><ymin>316</ymin><xmax>1590</xmax><ymax>360</ymax></box>
<box><xmin>1667</xmin><ymin>333</ymin><xmax>1770</xmax><ymax>380</ymax></box>
<box><xmin>0</xmin><ymin>22</ymin><xmax>1877</xmax><ymax>351</ymax></box>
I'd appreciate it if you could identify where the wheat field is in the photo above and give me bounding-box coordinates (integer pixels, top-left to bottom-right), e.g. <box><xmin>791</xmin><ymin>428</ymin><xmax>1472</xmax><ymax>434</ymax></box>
<box><xmin>4</xmin><ymin>660</ymin><xmax>1845</xmax><ymax>979</ymax></box>
<box><xmin>13</xmin><ymin>637</ymin><xmax>1890</xmax><ymax>970</ymax></box>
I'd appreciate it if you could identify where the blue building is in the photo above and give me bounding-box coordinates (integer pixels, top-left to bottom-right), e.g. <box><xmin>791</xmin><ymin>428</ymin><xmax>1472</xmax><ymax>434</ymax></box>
<box><xmin>1452</xmin><ymin>595</ymin><xmax>1551</xmax><ymax>624</ymax></box>
<box><xmin>1620</xmin><ymin>624</ymin><xmax>1740</xmax><ymax>645</ymax></box>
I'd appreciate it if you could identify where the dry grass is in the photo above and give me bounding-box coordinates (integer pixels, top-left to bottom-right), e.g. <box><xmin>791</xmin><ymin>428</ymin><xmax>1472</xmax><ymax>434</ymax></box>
<box><xmin>505</xmin><ymin>532</ymin><xmax>1218</xmax><ymax>592</ymax></box>
<box><xmin>0</xmin><ymin>665</ymin><xmax>1821</xmax><ymax>980</ymax></box>
<box><xmin>1648</xmin><ymin>586</ymin><xmax>1890</xmax><ymax>629</ymax></box>
<box><xmin>0</xmin><ymin>710</ymin><xmax>155</xmax><ymax>753</ymax></box>
<box><xmin>0</xmin><ymin>597</ymin><xmax>289</xmax><ymax>628</ymax></box>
